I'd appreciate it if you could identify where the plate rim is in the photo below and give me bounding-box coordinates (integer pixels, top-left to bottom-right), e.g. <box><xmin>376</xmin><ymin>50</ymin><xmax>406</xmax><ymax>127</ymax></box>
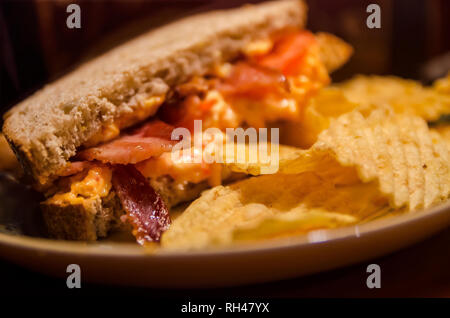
<box><xmin>1</xmin><ymin>201</ymin><xmax>449</xmax><ymax>258</ymax></box>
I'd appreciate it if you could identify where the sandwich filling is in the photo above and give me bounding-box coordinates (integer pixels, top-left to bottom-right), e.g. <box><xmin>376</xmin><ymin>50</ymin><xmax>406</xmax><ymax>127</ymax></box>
<box><xmin>45</xmin><ymin>29</ymin><xmax>333</xmax><ymax>244</ymax></box>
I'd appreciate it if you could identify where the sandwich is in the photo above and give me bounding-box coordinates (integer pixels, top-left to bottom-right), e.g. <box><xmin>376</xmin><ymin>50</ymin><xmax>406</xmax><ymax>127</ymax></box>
<box><xmin>2</xmin><ymin>0</ymin><xmax>352</xmax><ymax>243</ymax></box>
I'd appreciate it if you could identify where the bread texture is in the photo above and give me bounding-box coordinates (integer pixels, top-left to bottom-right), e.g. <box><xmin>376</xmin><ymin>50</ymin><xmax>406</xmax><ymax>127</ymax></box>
<box><xmin>40</xmin><ymin>177</ymin><xmax>208</xmax><ymax>241</ymax></box>
<box><xmin>2</xmin><ymin>0</ymin><xmax>307</xmax><ymax>186</ymax></box>
<box><xmin>41</xmin><ymin>191</ymin><xmax>125</xmax><ymax>241</ymax></box>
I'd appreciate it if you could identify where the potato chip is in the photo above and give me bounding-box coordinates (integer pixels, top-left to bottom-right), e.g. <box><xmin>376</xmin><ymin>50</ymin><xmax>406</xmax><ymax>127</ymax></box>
<box><xmin>279</xmin><ymin>75</ymin><xmax>450</xmax><ymax>149</ymax></box>
<box><xmin>228</xmin><ymin>108</ymin><xmax>450</xmax><ymax>211</ymax></box>
<box><xmin>232</xmin><ymin>211</ymin><xmax>356</xmax><ymax>242</ymax></box>
<box><xmin>224</xmin><ymin>144</ymin><xmax>299</xmax><ymax>175</ymax></box>
<box><xmin>432</xmin><ymin>125</ymin><xmax>450</xmax><ymax>152</ymax></box>
<box><xmin>279</xmin><ymin>87</ymin><xmax>358</xmax><ymax>148</ymax></box>
<box><xmin>163</xmin><ymin>75</ymin><xmax>450</xmax><ymax>250</ymax></box>
<box><xmin>316</xmin><ymin>33</ymin><xmax>354</xmax><ymax>73</ymax></box>
<box><xmin>161</xmin><ymin>172</ymin><xmax>390</xmax><ymax>249</ymax></box>
<box><xmin>289</xmin><ymin>110</ymin><xmax>450</xmax><ymax>210</ymax></box>
<box><xmin>433</xmin><ymin>73</ymin><xmax>450</xmax><ymax>95</ymax></box>
<box><xmin>337</xmin><ymin>75</ymin><xmax>450</xmax><ymax>122</ymax></box>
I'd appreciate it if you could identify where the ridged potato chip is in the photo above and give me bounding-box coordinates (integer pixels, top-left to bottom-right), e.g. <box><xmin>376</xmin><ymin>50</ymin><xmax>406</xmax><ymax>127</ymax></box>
<box><xmin>312</xmin><ymin>110</ymin><xmax>450</xmax><ymax>210</ymax></box>
<box><xmin>228</xmin><ymin>109</ymin><xmax>450</xmax><ymax>211</ymax></box>
<box><xmin>280</xmin><ymin>75</ymin><xmax>450</xmax><ymax>149</ymax></box>
<box><xmin>432</xmin><ymin>125</ymin><xmax>450</xmax><ymax>152</ymax></box>
<box><xmin>163</xmin><ymin>75</ymin><xmax>450</xmax><ymax>250</ymax></box>
<box><xmin>279</xmin><ymin>87</ymin><xmax>358</xmax><ymax>148</ymax></box>
<box><xmin>284</xmin><ymin>110</ymin><xmax>450</xmax><ymax>210</ymax></box>
<box><xmin>337</xmin><ymin>75</ymin><xmax>450</xmax><ymax>122</ymax></box>
<box><xmin>433</xmin><ymin>73</ymin><xmax>450</xmax><ymax>94</ymax></box>
<box><xmin>161</xmin><ymin>172</ymin><xmax>390</xmax><ymax>249</ymax></box>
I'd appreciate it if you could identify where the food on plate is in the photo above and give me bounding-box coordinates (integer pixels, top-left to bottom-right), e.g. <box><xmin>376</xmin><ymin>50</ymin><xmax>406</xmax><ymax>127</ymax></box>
<box><xmin>337</xmin><ymin>75</ymin><xmax>450</xmax><ymax>122</ymax></box>
<box><xmin>163</xmin><ymin>108</ymin><xmax>449</xmax><ymax>249</ymax></box>
<box><xmin>2</xmin><ymin>0</ymin><xmax>449</xmax><ymax>249</ymax></box>
<box><xmin>278</xmin><ymin>87</ymin><xmax>357</xmax><ymax>148</ymax></box>
<box><xmin>433</xmin><ymin>125</ymin><xmax>450</xmax><ymax>151</ymax></box>
<box><xmin>307</xmin><ymin>110</ymin><xmax>449</xmax><ymax>210</ymax></box>
<box><xmin>280</xmin><ymin>75</ymin><xmax>450</xmax><ymax>148</ymax></box>
<box><xmin>1</xmin><ymin>0</ymin><xmax>352</xmax><ymax>243</ymax></box>
<box><xmin>162</xmin><ymin>172</ymin><xmax>391</xmax><ymax>249</ymax></box>
<box><xmin>229</xmin><ymin>109</ymin><xmax>450</xmax><ymax>210</ymax></box>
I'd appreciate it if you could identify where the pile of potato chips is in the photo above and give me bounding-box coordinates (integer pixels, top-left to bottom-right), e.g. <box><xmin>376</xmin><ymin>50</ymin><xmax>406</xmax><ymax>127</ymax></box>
<box><xmin>161</xmin><ymin>74</ymin><xmax>450</xmax><ymax>250</ymax></box>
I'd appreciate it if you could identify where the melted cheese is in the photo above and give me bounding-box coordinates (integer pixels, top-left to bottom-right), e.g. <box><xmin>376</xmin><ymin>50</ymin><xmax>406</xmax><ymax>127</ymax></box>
<box><xmin>242</xmin><ymin>39</ymin><xmax>274</xmax><ymax>57</ymax></box>
<box><xmin>46</xmin><ymin>166</ymin><xmax>112</xmax><ymax>206</ymax></box>
<box><xmin>84</xmin><ymin>123</ymin><xmax>120</xmax><ymax>148</ymax></box>
<box><xmin>202</xmin><ymin>90</ymin><xmax>241</xmax><ymax>130</ymax></box>
<box><xmin>136</xmin><ymin>150</ymin><xmax>211</xmax><ymax>184</ymax></box>
<box><xmin>118</xmin><ymin>95</ymin><xmax>166</xmax><ymax>128</ymax></box>
<box><xmin>85</xmin><ymin>95</ymin><xmax>165</xmax><ymax>147</ymax></box>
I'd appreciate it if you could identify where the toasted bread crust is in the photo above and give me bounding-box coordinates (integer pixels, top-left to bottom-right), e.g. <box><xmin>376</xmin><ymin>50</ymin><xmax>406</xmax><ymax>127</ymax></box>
<box><xmin>3</xmin><ymin>0</ymin><xmax>307</xmax><ymax>186</ymax></box>
<box><xmin>40</xmin><ymin>177</ymin><xmax>209</xmax><ymax>241</ymax></box>
<box><xmin>41</xmin><ymin>191</ymin><xmax>125</xmax><ymax>241</ymax></box>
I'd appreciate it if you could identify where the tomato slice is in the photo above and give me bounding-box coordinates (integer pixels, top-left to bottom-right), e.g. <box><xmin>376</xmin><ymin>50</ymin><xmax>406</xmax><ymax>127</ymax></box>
<box><xmin>218</xmin><ymin>62</ymin><xmax>286</xmax><ymax>99</ymax></box>
<box><xmin>256</xmin><ymin>30</ymin><xmax>317</xmax><ymax>76</ymax></box>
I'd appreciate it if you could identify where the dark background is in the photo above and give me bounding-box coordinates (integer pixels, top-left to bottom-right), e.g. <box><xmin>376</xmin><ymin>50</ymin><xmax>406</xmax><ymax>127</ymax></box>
<box><xmin>0</xmin><ymin>0</ymin><xmax>450</xmax><ymax>298</ymax></box>
<box><xmin>1</xmin><ymin>0</ymin><xmax>449</xmax><ymax>125</ymax></box>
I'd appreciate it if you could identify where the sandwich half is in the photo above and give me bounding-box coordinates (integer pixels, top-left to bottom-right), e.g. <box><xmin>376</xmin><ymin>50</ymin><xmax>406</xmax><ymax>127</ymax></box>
<box><xmin>2</xmin><ymin>0</ymin><xmax>352</xmax><ymax>243</ymax></box>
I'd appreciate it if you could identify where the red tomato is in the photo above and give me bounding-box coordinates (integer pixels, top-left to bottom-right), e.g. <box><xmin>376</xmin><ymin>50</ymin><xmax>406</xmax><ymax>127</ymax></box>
<box><xmin>218</xmin><ymin>62</ymin><xmax>286</xmax><ymax>99</ymax></box>
<box><xmin>257</xmin><ymin>30</ymin><xmax>316</xmax><ymax>76</ymax></box>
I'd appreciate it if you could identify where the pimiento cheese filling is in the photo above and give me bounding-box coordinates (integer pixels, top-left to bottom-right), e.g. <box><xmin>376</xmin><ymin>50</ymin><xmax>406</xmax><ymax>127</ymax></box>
<box><xmin>46</xmin><ymin>166</ymin><xmax>112</xmax><ymax>206</ymax></box>
<box><xmin>160</xmin><ymin>30</ymin><xmax>329</xmax><ymax>130</ymax></box>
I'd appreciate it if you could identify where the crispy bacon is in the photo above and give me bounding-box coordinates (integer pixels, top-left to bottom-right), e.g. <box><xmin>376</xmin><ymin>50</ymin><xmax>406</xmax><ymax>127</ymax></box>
<box><xmin>112</xmin><ymin>165</ymin><xmax>170</xmax><ymax>244</ymax></box>
<box><xmin>77</xmin><ymin>120</ymin><xmax>177</xmax><ymax>164</ymax></box>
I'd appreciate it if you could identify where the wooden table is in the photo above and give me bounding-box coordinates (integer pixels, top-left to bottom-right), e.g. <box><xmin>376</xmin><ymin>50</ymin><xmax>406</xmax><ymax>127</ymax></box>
<box><xmin>1</xmin><ymin>227</ymin><xmax>449</xmax><ymax>297</ymax></box>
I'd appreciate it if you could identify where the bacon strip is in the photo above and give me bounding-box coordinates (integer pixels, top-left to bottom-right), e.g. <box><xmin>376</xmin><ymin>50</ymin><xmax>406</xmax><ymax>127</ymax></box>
<box><xmin>131</xmin><ymin>119</ymin><xmax>175</xmax><ymax>139</ymax></box>
<box><xmin>112</xmin><ymin>165</ymin><xmax>171</xmax><ymax>244</ymax></box>
<box><xmin>78</xmin><ymin>120</ymin><xmax>177</xmax><ymax>164</ymax></box>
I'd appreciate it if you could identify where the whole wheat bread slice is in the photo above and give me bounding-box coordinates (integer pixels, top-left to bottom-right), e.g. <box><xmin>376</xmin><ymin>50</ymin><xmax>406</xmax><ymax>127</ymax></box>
<box><xmin>3</xmin><ymin>0</ymin><xmax>307</xmax><ymax>187</ymax></box>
